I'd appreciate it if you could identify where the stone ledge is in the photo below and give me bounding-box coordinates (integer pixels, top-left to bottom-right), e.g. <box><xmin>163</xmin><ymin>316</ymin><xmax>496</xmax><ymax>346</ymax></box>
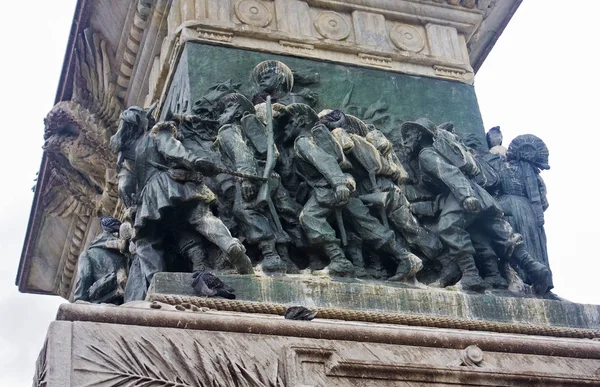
<box><xmin>41</xmin><ymin>304</ymin><xmax>600</xmax><ymax>386</ymax></box>
<box><xmin>56</xmin><ymin>303</ymin><xmax>600</xmax><ymax>360</ymax></box>
<box><xmin>148</xmin><ymin>272</ymin><xmax>600</xmax><ymax>329</ymax></box>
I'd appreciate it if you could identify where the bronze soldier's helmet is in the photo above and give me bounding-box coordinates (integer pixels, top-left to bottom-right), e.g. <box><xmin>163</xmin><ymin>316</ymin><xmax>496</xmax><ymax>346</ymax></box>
<box><xmin>284</xmin><ymin>103</ymin><xmax>319</xmax><ymax>124</ymax></box>
<box><xmin>400</xmin><ymin>117</ymin><xmax>439</xmax><ymax>140</ymax></box>
<box><xmin>218</xmin><ymin>93</ymin><xmax>256</xmax><ymax>115</ymax></box>
<box><xmin>250</xmin><ymin>60</ymin><xmax>294</xmax><ymax>95</ymax></box>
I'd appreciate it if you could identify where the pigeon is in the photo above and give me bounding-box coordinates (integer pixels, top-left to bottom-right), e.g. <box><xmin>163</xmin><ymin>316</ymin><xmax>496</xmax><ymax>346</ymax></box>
<box><xmin>100</xmin><ymin>216</ymin><xmax>122</xmax><ymax>233</ymax></box>
<box><xmin>284</xmin><ymin>306</ymin><xmax>317</xmax><ymax>321</ymax></box>
<box><xmin>319</xmin><ymin>109</ymin><xmax>347</xmax><ymax>130</ymax></box>
<box><xmin>191</xmin><ymin>272</ymin><xmax>235</xmax><ymax>299</ymax></box>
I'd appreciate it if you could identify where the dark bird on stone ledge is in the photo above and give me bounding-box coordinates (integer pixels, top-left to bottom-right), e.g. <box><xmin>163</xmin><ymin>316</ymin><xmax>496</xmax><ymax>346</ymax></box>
<box><xmin>319</xmin><ymin>109</ymin><xmax>347</xmax><ymax>130</ymax></box>
<box><xmin>191</xmin><ymin>272</ymin><xmax>235</xmax><ymax>299</ymax></box>
<box><xmin>284</xmin><ymin>306</ymin><xmax>317</xmax><ymax>321</ymax></box>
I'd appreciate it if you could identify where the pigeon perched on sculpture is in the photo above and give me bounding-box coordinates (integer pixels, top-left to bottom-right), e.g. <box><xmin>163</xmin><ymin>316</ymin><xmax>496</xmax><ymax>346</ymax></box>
<box><xmin>191</xmin><ymin>272</ymin><xmax>236</xmax><ymax>299</ymax></box>
<box><xmin>284</xmin><ymin>306</ymin><xmax>317</xmax><ymax>321</ymax></box>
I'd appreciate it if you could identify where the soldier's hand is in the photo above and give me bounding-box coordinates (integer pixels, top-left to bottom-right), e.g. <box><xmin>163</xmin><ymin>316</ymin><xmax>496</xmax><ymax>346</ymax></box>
<box><xmin>462</xmin><ymin>196</ymin><xmax>482</xmax><ymax>214</ymax></box>
<box><xmin>241</xmin><ymin>180</ymin><xmax>256</xmax><ymax>201</ymax></box>
<box><xmin>194</xmin><ymin>158</ymin><xmax>217</xmax><ymax>176</ymax></box>
<box><xmin>118</xmin><ymin>239</ymin><xmax>128</xmax><ymax>253</ymax></box>
<box><xmin>334</xmin><ymin>184</ymin><xmax>350</xmax><ymax>205</ymax></box>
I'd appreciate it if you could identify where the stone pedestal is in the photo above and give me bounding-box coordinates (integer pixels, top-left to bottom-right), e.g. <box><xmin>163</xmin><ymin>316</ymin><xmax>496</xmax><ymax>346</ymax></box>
<box><xmin>35</xmin><ymin>303</ymin><xmax>600</xmax><ymax>386</ymax></box>
<box><xmin>149</xmin><ymin>273</ymin><xmax>600</xmax><ymax>329</ymax></box>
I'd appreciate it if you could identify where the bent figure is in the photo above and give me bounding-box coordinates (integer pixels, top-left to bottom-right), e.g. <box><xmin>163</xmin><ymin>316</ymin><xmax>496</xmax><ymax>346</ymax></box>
<box><xmin>111</xmin><ymin>106</ymin><xmax>253</xmax><ymax>302</ymax></box>
<box><xmin>73</xmin><ymin>216</ymin><xmax>128</xmax><ymax>304</ymax></box>
<box><xmin>400</xmin><ymin>118</ymin><xmax>551</xmax><ymax>294</ymax></box>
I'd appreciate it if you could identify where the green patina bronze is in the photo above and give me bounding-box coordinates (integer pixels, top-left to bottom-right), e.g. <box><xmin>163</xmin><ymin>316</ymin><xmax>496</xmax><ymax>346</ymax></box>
<box><xmin>162</xmin><ymin>42</ymin><xmax>485</xmax><ymax>139</ymax></box>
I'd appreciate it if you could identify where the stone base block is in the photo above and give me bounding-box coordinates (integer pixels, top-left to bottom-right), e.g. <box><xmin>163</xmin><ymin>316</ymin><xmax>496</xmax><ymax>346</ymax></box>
<box><xmin>148</xmin><ymin>272</ymin><xmax>600</xmax><ymax>329</ymax></box>
<box><xmin>34</xmin><ymin>303</ymin><xmax>600</xmax><ymax>386</ymax></box>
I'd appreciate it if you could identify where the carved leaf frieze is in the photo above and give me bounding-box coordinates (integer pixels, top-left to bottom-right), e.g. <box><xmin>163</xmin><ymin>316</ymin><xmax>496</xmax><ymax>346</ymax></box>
<box><xmin>74</xmin><ymin>324</ymin><xmax>283</xmax><ymax>387</ymax></box>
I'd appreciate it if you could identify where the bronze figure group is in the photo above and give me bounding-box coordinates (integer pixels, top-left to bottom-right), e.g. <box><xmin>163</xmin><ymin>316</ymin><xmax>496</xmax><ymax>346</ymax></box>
<box><xmin>73</xmin><ymin>60</ymin><xmax>555</xmax><ymax>304</ymax></box>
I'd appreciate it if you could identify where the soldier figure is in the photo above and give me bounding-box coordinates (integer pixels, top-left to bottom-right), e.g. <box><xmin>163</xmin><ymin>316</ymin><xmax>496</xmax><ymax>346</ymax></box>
<box><xmin>73</xmin><ymin>216</ymin><xmax>128</xmax><ymax>304</ymax></box>
<box><xmin>250</xmin><ymin>60</ymin><xmax>317</xmax><ymax>107</ymax></box>
<box><xmin>400</xmin><ymin>118</ymin><xmax>552</xmax><ymax>294</ymax></box>
<box><xmin>347</xmin><ymin>128</ymin><xmax>443</xmax><ymax>261</ymax></box>
<box><xmin>215</xmin><ymin>92</ymin><xmax>296</xmax><ymax>273</ymax></box>
<box><xmin>288</xmin><ymin>104</ymin><xmax>421</xmax><ymax>279</ymax></box>
<box><xmin>111</xmin><ymin>106</ymin><xmax>253</xmax><ymax>301</ymax></box>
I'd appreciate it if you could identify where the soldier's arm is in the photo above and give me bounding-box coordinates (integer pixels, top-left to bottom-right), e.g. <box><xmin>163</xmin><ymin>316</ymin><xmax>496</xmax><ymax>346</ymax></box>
<box><xmin>151</xmin><ymin>123</ymin><xmax>205</xmax><ymax>170</ymax></box>
<box><xmin>387</xmin><ymin>152</ymin><xmax>410</xmax><ymax>184</ymax></box>
<box><xmin>294</xmin><ymin>136</ymin><xmax>348</xmax><ymax>187</ymax></box>
<box><xmin>418</xmin><ymin>148</ymin><xmax>474</xmax><ymax>204</ymax></box>
<box><xmin>217</xmin><ymin>125</ymin><xmax>259</xmax><ymax>176</ymax></box>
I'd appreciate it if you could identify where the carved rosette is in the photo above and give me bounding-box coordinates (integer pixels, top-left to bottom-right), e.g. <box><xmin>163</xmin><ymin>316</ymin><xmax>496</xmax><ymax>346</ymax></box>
<box><xmin>234</xmin><ymin>0</ymin><xmax>272</xmax><ymax>27</ymax></box>
<box><xmin>460</xmin><ymin>345</ymin><xmax>485</xmax><ymax>367</ymax></box>
<box><xmin>389</xmin><ymin>23</ymin><xmax>425</xmax><ymax>53</ymax></box>
<box><xmin>314</xmin><ymin>11</ymin><xmax>351</xmax><ymax>41</ymax></box>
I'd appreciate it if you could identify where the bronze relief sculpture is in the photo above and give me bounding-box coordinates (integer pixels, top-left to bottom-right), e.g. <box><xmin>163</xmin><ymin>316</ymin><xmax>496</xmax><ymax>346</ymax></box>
<box><xmin>72</xmin><ymin>59</ymin><xmax>556</xmax><ymax>303</ymax></box>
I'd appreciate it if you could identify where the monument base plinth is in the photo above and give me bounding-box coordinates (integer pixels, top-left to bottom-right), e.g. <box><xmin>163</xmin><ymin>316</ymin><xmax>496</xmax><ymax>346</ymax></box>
<box><xmin>34</xmin><ymin>303</ymin><xmax>600</xmax><ymax>386</ymax></box>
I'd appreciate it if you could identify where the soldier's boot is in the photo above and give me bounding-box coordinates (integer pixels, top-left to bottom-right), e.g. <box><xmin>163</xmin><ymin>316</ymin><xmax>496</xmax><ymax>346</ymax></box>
<box><xmin>481</xmin><ymin>259</ymin><xmax>508</xmax><ymax>289</ymax></box>
<box><xmin>511</xmin><ymin>244</ymin><xmax>552</xmax><ymax>296</ymax></box>
<box><xmin>456</xmin><ymin>254</ymin><xmax>489</xmax><ymax>292</ymax></box>
<box><xmin>258</xmin><ymin>239</ymin><xmax>286</xmax><ymax>274</ymax></box>
<box><xmin>275</xmin><ymin>243</ymin><xmax>300</xmax><ymax>274</ymax></box>
<box><xmin>429</xmin><ymin>260</ymin><xmax>461</xmax><ymax>288</ymax></box>
<box><xmin>383</xmin><ymin>240</ymin><xmax>423</xmax><ymax>282</ymax></box>
<box><xmin>225</xmin><ymin>238</ymin><xmax>253</xmax><ymax>274</ymax></box>
<box><xmin>346</xmin><ymin>234</ymin><xmax>369</xmax><ymax>278</ymax></box>
<box><xmin>314</xmin><ymin>243</ymin><xmax>355</xmax><ymax>277</ymax></box>
<box><xmin>307</xmin><ymin>252</ymin><xmax>326</xmax><ymax>271</ymax></box>
<box><xmin>188</xmin><ymin>246</ymin><xmax>208</xmax><ymax>273</ymax></box>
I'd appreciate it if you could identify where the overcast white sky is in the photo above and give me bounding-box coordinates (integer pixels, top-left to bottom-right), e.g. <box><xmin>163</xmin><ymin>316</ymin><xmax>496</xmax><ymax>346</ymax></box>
<box><xmin>0</xmin><ymin>1</ymin><xmax>598</xmax><ymax>385</ymax></box>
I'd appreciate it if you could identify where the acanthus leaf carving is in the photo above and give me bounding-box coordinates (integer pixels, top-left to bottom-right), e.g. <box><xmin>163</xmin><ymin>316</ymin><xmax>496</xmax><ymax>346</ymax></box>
<box><xmin>72</xmin><ymin>28</ymin><xmax>123</xmax><ymax>135</ymax></box>
<box><xmin>32</xmin><ymin>338</ymin><xmax>49</xmax><ymax>387</ymax></box>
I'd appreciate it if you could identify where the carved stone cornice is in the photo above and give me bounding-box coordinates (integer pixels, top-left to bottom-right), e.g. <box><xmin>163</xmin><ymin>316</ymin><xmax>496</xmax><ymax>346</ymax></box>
<box><xmin>151</xmin><ymin>0</ymin><xmax>480</xmax><ymax>86</ymax></box>
<box><xmin>141</xmin><ymin>0</ymin><xmax>520</xmax><ymax>107</ymax></box>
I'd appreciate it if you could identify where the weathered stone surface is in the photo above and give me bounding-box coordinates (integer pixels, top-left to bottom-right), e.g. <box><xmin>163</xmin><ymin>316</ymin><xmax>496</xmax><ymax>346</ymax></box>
<box><xmin>149</xmin><ymin>272</ymin><xmax>600</xmax><ymax>329</ymax></box>
<box><xmin>34</xmin><ymin>303</ymin><xmax>600</xmax><ymax>386</ymax></box>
